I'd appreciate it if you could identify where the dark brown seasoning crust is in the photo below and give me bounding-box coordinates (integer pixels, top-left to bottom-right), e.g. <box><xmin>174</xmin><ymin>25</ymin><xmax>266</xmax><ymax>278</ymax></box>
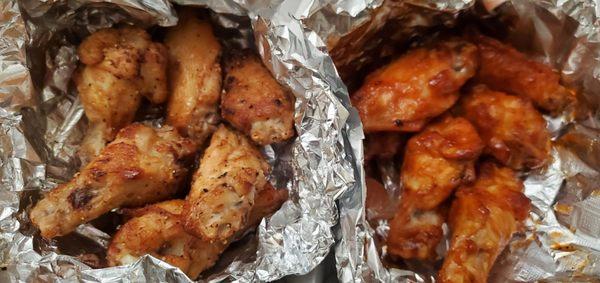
<box><xmin>68</xmin><ymin>187</ymin><xmax>96</xmax><ymax>209</ymax></box>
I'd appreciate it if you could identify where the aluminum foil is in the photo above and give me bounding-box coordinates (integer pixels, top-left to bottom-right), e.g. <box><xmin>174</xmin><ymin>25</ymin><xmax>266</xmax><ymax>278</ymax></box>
<box><xmin>286</xmin><ymin>0</ymin><xmax>600</xmax><ymax>282</ymax></box>
<box><xmin>0</xmin><ymin>0</ymin><xmax>363</xmax><ymax>282</ymax></box>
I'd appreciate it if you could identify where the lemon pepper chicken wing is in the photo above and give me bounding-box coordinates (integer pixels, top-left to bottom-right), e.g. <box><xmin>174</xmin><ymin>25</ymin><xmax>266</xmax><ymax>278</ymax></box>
<box><xmin>107</xmin><ymin>185</ymin><xmax>287</xmax><ymax>279</ymax></box>
<box><xmin>183</xmin><ymin>125</ymin><xmax>270</xmax><ymax>242</ymax></box>
<box><xmin>473</xmin><ymin>34</ymin><xmax>575</xmax><ymax>113</ymax></box>
<box><xmin>439</xmin><ymin>163</ymin><xmax>531</xmax><ymax>283</ymax></box>
<box><xmin>165</xmin><ymin>10</ymin><xmax>222</xmax><ymax>143</ymax></box>
<box><xmin>460</xmin><ymin>85</ymin><xmax>551</xmax><ymax>170</ymax></box>
<box><xmin>387</xmin><ymin>116</ymin><xmax>484</xmax><ymax>260</ymax></box>
<box><xmin>352</xmin><ymin>39</ymin><xmax>478</xmax><ymax>132</ymax></box>
<box><xmin>75</xmin><ymin>27</ymin><xmax>168</xmax><ymax>161</ymax></box>
<box><xmin>221</xmin><ymin>51</ymin><xmax>295</xmax><ymax>145</ymax></box>
<box><xmin>30</xmin><ymin>124</ymin><xmax>195</xmax><ymax>239</ymax></box>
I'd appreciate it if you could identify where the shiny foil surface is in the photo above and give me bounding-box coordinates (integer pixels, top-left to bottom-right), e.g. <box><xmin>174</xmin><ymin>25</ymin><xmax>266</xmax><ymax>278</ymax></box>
<box><xmin>0</xmin><ymin>0</ymin><xmax>362</xmax><ymax>282</ymax></box>
<box><xmin>2</xmin><ymin>0</ymin><xmax>600</xmax><ymax>282</ymax></box>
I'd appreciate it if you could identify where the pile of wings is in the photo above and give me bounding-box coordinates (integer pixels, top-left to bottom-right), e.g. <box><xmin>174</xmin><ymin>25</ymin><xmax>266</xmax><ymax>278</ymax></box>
<box><xmin>356</xmin><ymin>35</ymin><xmax>574</xmax><ymax>282</ymax></box>
<box><xmin>29</xmin><ymin>10</ymin><xmax>295</xmax><ymax>279</ymax></box>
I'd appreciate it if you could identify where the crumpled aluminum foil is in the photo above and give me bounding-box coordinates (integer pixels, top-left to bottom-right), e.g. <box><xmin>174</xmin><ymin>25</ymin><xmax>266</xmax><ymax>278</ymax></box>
<box><xmin>0</xmin><ymin>0</ymin><xmax>362</xmax><ymax>282</ymax></box>
<box><xmin>287</xmin><ymin>0</ymin><xmax>600</xmax><ymax>282</ymax></box>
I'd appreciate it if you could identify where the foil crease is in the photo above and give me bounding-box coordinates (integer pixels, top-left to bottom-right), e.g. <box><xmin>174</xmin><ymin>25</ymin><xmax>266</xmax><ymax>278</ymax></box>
<box><xmin>0</xmin><ymin>0</ymin><xmax>362</xmax><ymax>282</ymax></box>
<box><xmin>290</xmin><ymin>0</ymin><xmax>600</xmax><ymax>282</ymax></box>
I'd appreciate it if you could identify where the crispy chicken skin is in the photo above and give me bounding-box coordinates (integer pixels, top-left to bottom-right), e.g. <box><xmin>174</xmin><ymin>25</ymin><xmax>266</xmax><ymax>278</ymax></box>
<box><xmin>364</xmin><ymin>133</ymin><xmax>404</xmax><ymax>162</ymax></box>
<box><xmin>473</xmin><ymin>34</ymin><xmax>575</xmax><ymax>114</ymax></box>
<box><xmin>75</xmin><ymin>27</ymin><xmax>169</xmax><ymax>161</ymax></box>
<box><xmin>107</xmin><ymin>185</ymin><xmax>287</xmax><ymax>279</ymax></box>
<box><xmin>439</xmin><ymin>163</ymin><xmax>531</xmax><ymax>283</ymax></box>
<box><xmin>183</xmin><ymin>125</ymin><xmax>270</xmax><ymax>242</ymax></box>
<box><xmin>30</xmin><ymin>124</ymin><xmax>195</xmax><ymax>239</ymax></box>
<box><xmin>388</xmin><ymin>116</ymin><xmax>484</xmax><ymax>260</ymax></box>
<box><xmin>460</xmin><ymin>85</ymin><xmax>551</xmax><ymax>170</ymax></box>
<box><xmin>352</xmin><ymin>39</ymin><xmax>478</xmax><ymax>132</ymax></box>
<box><xmin>221</xmin><ymin>51</ymin><xmax>295</xmax><ymax>145</ymax></box>
<box><xmin>165</xmin><ymin>10</ymin><xmax>222</xmax><ymax>143</ymax></box>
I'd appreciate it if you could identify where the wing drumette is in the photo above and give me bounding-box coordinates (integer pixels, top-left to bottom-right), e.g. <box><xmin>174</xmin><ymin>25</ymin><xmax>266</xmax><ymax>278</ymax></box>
<box><xmin>30</xmin><ymin>124</ymin><xmax>195</xmax><ymax>239</ymax></box>
<box><xmin>183</xmin><ymin>125</ymin><xmax>270</xmax><ymax>242</ymax></box>
<box><xmin>352</xmin><ymin>39</ymin><xmax>478</xmax><ymax>132</ymax></box>
<box><xmin>221</xmin><ymin>51</ymin><xmax>295</xmax><ymax>145</ymax></box>
<box><xmin>460</xmin><ymin>85</ymin><xmax>551</xmax><ymax>170</ymax></box>
<box><xmin>165</xmin><ymin>10</ymin><xmax>222</xmax><ymax>144</ymax></box>
<box><xmin>75</xmin><ymin>27</ymin><xmax>169</xmax><ymax>161</ymax></box>
<box><xmin>439</xmin><ymin>163</ymin><xmax>531</xmax><ymax>283</ymax></box>
<box><xmin>387</xmin><ymin>116</ymin><xmax>484</xmax><ymax>260</ymax></box>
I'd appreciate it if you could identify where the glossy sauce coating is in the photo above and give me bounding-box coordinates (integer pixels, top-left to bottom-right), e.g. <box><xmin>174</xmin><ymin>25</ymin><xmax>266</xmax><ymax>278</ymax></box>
<box><xmin>352</xmin><ymin>39</ymin><xmax>478</xmax><ymax>132</ymax></box>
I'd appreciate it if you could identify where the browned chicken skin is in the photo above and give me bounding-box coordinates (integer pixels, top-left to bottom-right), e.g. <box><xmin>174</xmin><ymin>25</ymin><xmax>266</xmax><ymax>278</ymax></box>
<box><xmin>460</xmin><ymin>85</ymin><xmax>551</xmax><ymax>170</ymax></box>
<box><xmin>352</xmin><ymin>39</ymin><xmax>478</xmax><ymax>132</ymax></box>
<box><xmin>183</xmin><ymin>125</ymin><xmax>270</xmax><ymax>242</ymax></box>
<box><xmin>221</xmin><ymin>51</ymin><xmax>295</xmax><ymax>145</ymax></box>
<box><xmin>165</xmin><ymin>10</ymin><xmax>222</xmax><ymax>144</ymax></box>
<box><xmin>107</xmin><ymin>185</ymin><xmax>287</xmax><ymax>279</ymax></box>
<box><xmin>30</xmin><ymin>124</ymin><xmax>196</xmax><ymax>239</ymax></box>
<box><xmin>388</xmin><ymin>116</ymin><xmax>484</xmax><ymax>260</ymax></box>
<box><xmin>473</xmin><ymin>34</ymin><xmax>575</xmax><ymax>114</ymax></box>
<box><xmin>75</xmin><ymin>27</ymin><xmax>169</xmax><ymax>161</ymax></box>
<box><xmin>439</xmin><ymin>163</ymin><xmax>531</xmax><ymax>283</ymax></box>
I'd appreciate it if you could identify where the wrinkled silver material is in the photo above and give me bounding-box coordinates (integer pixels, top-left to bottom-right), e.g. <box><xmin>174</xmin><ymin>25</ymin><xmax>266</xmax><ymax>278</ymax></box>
<box><xmin>292</xmin><ymin>0</ymin><xmax>600</xmax><ymax>282</ymax></box>
<box><xmin>0</xmin><ymin>0</ymin><xmax>361</xmax><ymax>282</ymax></box>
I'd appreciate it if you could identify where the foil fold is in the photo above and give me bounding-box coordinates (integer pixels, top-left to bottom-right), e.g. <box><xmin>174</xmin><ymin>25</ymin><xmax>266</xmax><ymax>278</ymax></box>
<box><xmin>0</xmin><ymin>0</ymin><xmax>362</xmax><ymax>282</ymax></box>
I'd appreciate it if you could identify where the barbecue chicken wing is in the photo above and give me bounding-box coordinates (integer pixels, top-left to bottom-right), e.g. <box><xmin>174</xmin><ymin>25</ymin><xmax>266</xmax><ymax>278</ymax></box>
<box><xmin>30</xmin><ymin>124</ymin><xmax>195</xmax><ymax>239</ymax></box>
<box><xmin>107</xmin><ymin>185</ymin><xmax>287</xmax><ymax>279</ymax></box>
<box><xmin>183</xmin><ymin>125</ymin><xmax>270</xmax><ymax>242</ymax></box>
<box><xmin>165</xmin><ymin>10</ymin><xmax>222</xmax><ymax>144</ymax></box>
<box><xmin>221</xmin><ymin>51</ymin><xmax>295</xmax><ymax>145</ymax></box>
<box><xmin>460</xmin><ymin>85</ymin><xmax>551</xmax><ymax>170</ymax></box>
<box><xmin>388</xmin><ymin>116</ymin><xmax>484</xmax><ymax>260</ymax></box>
<box><xmin>439</xmin><ymin>163</ymin><xmax>531</xmax><ymax>283</ymax></box>
<box><xmin>75</xmin><ymin>27</ymin><xmax>169</xmax><ymax>161</ymax></box>
<box><xmin>352</xmin><ymin>39</ymin><xmax>478</xmax><ymax>132</ymax></box>
<box><xmin>473</xmin><ymin>34</ymin><xmax>575</xmax><ymax>114</ymax></box>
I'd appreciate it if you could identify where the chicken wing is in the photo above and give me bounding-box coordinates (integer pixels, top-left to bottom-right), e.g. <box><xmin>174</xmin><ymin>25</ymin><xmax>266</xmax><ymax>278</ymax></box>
<box><xmin>387</xmin><ymin>116</ymin><xmax>484</xmax><ymax>260</ymax></box>
<box><xmin>364</xmin><ymin>132</ymin><xmax>404</xmax><ymax>162</ymax></box>
<box><xmin>221</xmin><ymin>51</ymin><xmax>295</xmax><ymax>145</ymax></box>
<box><xmin>30</xmin><ymin>123</ymin><xmax>196</xmax><ymax>239</ymax></box>
<box><xmin>75</xmin><ymin>27</ymin><xmax>169</xmax><ymax>161</ymax></box>
<box><xmin>351</xmin><ymin>39</ymin><xmax>478</xmax><ymax>132</ymax></box>
<box><xmin>107</xmin><ymin>185</ymin><xmax>287</xmax><ymax>279</ymax></box>
<box><xmin>460</xmin><ymin>85</ymin><xmax>551</xmax><ymax>170</ymax></box>
<box><xmin>438</xmin><ymin>162</ymin><xmax>531</xmax><ymax>283</ymax></box>
<box><xmin>473</xmin><ymin>34</ymin><xmax>575</xmax><ymax>114</ymax></box>
<box><xmin>183</xmin><ymin>125</ymin><xmax>270</xmax><ymax>242</ymax></box>
<box><xmin>165</xmin><ymin>10</ymin><xmax>222</xmax><ymax>144</ymax></box>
